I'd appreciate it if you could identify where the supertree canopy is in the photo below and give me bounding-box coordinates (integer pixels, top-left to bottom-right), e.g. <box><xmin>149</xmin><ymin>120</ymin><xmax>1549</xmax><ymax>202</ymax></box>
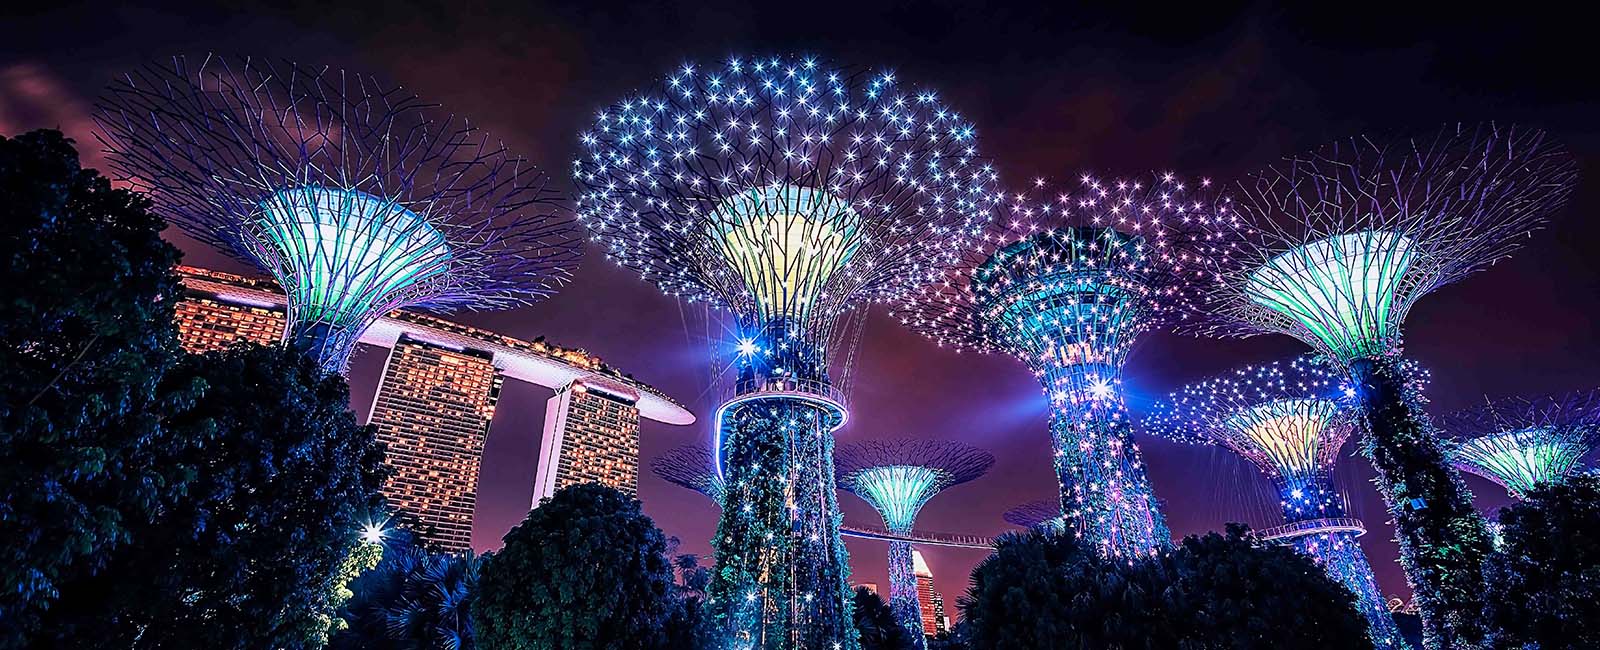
<box><xmin>836</xmin><ymin>439</ymin><xmax>993</xmax><ymax>645</ymax></box>
<box><xmin>1194</xmin><ymin>123</ymin><xmax>1577</xmax><ymax>649</ymax></box>
<box><xmin>1144</xmin><ymin>357</ymin><xmax>1407</xmax><ymax>648</ymax></box>
<box><xmin>898</xmin><ymin>174</ymin><xmax>1234</xmax><ymax>558</ymax></box>
<box><xmin>573</xmin><ymin>55</ymin><xmax>992</xmax><ymax>650</ymax></box>
<box><xmin>1442</xmin><ymin>389</ymin><xmax>1600</xmax><ymax>498</ymax></box>
<box><xmin>95</xmin><ymin>55</ymin><xmax>579</xmax><ymax>373</ymax></box>
<box><xmin>651</xmin><ymin>444</ymin><xmax>727</xmax><ymax>503</ymax></box>
<box><xmin>1001</xmin><ymin>499</ymin><xmax>1063</xmax><ymax>531</ymax></box>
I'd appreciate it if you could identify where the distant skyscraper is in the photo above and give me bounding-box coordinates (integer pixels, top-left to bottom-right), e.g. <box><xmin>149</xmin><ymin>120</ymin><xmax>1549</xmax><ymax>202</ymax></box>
<box><xmin>172</xmin><ymin>268</ymin><xmax>286</xmax><ymax>353</ymax></box>
<box><xmin>913</xmin><ymin>550</ymin><xmax>945</xmax><ymax>637</ymax></box>
<box><xmin>531</xmin><ymin>378</ymin><xmax>642</xmax><ymax>504</ymax></box>
<box><xmin>368</xmin><ymin>335</ymin><xmax>502</xmax><ymax>553</ymax></box>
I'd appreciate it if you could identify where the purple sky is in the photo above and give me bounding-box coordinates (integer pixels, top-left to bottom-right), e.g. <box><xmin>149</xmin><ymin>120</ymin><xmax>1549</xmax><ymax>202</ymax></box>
<box><xmin>5</xmin><ymin>2</ymin><xmax>1598</xmax><ymax>605</ymax></box>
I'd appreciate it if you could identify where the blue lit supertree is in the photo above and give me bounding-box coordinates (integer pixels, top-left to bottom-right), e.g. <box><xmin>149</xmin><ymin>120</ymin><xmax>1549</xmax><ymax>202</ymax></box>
<box><xmin>898</xmin><ymin>175</ymin><xmax>1234</xmax><ymax>558</ymax></box>
<box><xmin>1194</xmin><ymin>124</ymin><xmax>1577</xmax><ymax>649</ymax></box>
<box><xmin>95</xmin><ymin>55</ymin><xmax>579</xmax><ymax>373</ymax></box>
<box><xmin>835</xmin><ymin>439</ymin><xmax>993</xmax><ymax>646</ymax></box>
<box><xmin>1144</xmin><ymin>356</ymin><xmax>1408</xmax><ymax>648</ymax></box>
<box><xmin>573</xmin><ymin>56</ymin><xmax>992</xmax><ymax>650</ymax></box>
<box><xmin>1441</xmin><ymin>389</ymin><xmax>1600</xmax><ymax>499</ymax></box>
<box><xmin>651</xmin><ymin>444</ymin><xmax>727</xmax><ymax>504</ymax></box>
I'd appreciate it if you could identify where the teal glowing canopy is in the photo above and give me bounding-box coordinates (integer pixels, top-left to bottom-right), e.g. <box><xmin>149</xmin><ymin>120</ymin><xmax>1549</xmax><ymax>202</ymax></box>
<box><xmin>708</xmin><ymin>184</ymin><xmax>863</xmax><ymax>326</ymax></box>
<box><xmin>847</xmin><ymin>465</ymin><xmax>942</xmax><ymax>533</ymax></box>
<box><xmin>1453</xmin><ymin>428</ymin><xmax>1591</xmax><ymax>497</ymax></box>
<box><xmin>1245</xmin><ymin>231</ymin><xmax>1414</xmax><ymax>362</ymax></box>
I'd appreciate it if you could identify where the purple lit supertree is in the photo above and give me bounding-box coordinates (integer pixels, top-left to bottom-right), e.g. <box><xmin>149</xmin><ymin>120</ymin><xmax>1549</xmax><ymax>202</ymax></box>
<box><xmin>897</xmin><ymin>174</ymin><xmax>1234</xmax><ymax>558</ymax></box>
<box><xmin>1193</xmin><ymin>123</ymin><xmax>1577</xmax><ymax>649</ymax></box>
<box><xmin>1144</xmin><ymin>356</ymin><xmax>1407</xmax><ymax>648</ymax></box>
<box><xmin>1001</xmin><ymin>499</ymin><xmax>1063</xmax><ymax>531</ymax></box>
<box><xmin>94</xmin><ymin>55</ymin><xmax>579</xmax><ymax>373</ymax></box>
<box><xmin>1441</xmin><ymin>389</ymin><xmax>1600</xmax><ymax>499</ymax></box>
<box><xmin>835</xmin><ymin>439</ymin><xmax>993</xmax><ymax>646</ymax></box>
<box><xmin>651</xmin><ymin>444</ymin><xmax>727</xmax><ymax>503</ymax></box>
<box><xmin>573</xmin><ymin>55</ymin><xmax>993</xmax><ymax>650</ymax></box>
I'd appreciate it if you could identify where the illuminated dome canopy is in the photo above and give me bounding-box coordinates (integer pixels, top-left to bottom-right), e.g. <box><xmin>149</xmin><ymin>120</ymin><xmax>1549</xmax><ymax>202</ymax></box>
<box><xmin>1145</xmin><ymin>356</ymin><xmax>1355</xmax><ymax>483</ymax></box>
<box><xmin>650</xmin><ymin>444</ymin><xmax>727</xmax><ymax>503</ymax></box>
<box><xmin>97</xmin><ymin>55</ymin><xmax>579</xmax><ymax>372</ymax></box>
<box><xmin>708</xmin><ymin>184</ymin><xmax>862</xmax><ymax>323</ymax></box>
<box><xmin>254</xmin><ymin>186</ymin><xmax>453</xmax><ymax>329</ymax></box>
<box><xmin>1245</xmin><ymin>230</ymin><xmax>1414</xmax><ymax>362</ymax></box>
<box><xmin>1442</xmin><ymin>388</ymin><xmax>1600</xmax><ymax>497</ymax></box>
<box><xmin>836</xmin><ymin>439</ymin><xmax>994</xmax><ymax>533</ymax></box>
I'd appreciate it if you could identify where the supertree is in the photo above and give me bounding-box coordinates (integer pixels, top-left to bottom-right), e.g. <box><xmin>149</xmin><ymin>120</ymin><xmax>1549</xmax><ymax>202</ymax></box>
<box><xmin>1441</xmin><ymin>389</ymin><xmax>1600</xmax><ymax>499</ymax></box>
<box><xmin>835</xmin><ymin>439</ymin><xmax>993</xmax><ymax>645</ymax></box>
<box><xmin>1144</xmin><ymin>356</ymin><xmax>1408</xmax><ymax>648</ymax></box>
<box><xmin>1001</xmin><ymin>499</ymin><xmax>1064</xmax><ymax>532</ymax></box>
<box><xmin>95</xmin><ymin>55</ymin><xmax>579</xmax><ymax>372</ymax></box>
<box><xmin>1193</xmin><ymin>123</ymin><xmax>1577</xmax><ymax>649</ymax></box>
<box><xmin>651</xmin><ymin>444</ymin><xmax>727</xmax><ymax>503</ymax></box>
<box><xmin>573</xmin><ymin>55</ymin><xmax>992</xmax><ymax>650</ymax></box>
<box><xmin>898</xmin><ymin>174</ymin><xmax>1234</xmax><ymax>558</ymax></box>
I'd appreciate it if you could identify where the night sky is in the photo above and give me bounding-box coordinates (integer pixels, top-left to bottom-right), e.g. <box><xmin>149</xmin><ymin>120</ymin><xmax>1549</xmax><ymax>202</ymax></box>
<box><xmin>5</xmin><ymin>2</ymin><xmax>1598</xmax><ymax>606</ymax></box>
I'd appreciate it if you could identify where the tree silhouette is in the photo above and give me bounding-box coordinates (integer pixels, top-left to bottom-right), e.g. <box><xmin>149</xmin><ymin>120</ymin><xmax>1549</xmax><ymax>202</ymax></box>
<box><xmin>336</xmin><ymin>535</ymin><xmax>479</xmax><ymax>650</ymax></box>
<box><xmin>1484</xmin><ymin>475</ymin><xmax>1600</xmax><ymax>649</ymax></box>
<box><xmin>853</xmin><ymin>587</ymin><xmax>917</xmax><ymax>650</ymax></box>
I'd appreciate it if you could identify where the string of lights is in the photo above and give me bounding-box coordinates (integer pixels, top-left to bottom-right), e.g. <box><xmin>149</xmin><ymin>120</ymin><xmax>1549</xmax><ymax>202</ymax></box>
<box><xmin>95</xmin><ymin>55</ymin><xmax>580</xmax><ymax>373</ymax></box>
<box><xmin>1191</xmin><ymin>123</ymin><xmax>1578</xmax><ymax>649</ymax></box>
<box><xmin>897</xmin><ymin>173</ymin><xmax>1236</xmax><ymax>558</ymax></box>
<box><xmin>573</xmin><ymin>55</ymin><xmax>993</xmax><ymax>650</ymax></box>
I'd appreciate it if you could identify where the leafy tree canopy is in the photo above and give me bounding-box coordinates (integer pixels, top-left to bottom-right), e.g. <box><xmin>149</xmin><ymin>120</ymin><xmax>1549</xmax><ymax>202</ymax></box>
<box><xmin>474</xmin><ymin>483</ymin><xmax>675</xmax><ymax>650</ymax></box>
<box><xmin>0</xmin><ymin>129</ymin><xmax>188</xmax><ymax>646</ymax></box>
<box><xmin>1484</xmin><ymin>475</ymin><xmax>1600</xmax><ymax>650</ymax></box>
<box><xmin>853</xmin><ymin>586</ymin><xmax>918</xmax><ymax>650</ymax></box>
<box><xmin>336</xmin><ymin>532</ymin><xmax>479</xmax><ymax>650</ymax></box>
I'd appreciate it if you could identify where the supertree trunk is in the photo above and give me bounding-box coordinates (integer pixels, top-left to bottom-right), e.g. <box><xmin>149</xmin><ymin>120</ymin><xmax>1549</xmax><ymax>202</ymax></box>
<box><xmin>1349</xmin><ymin>356</ymin><xmax>1492</xmax><ymax>649</ymax></box>
<box><xmin>709</xmin><ymin>399</ymin><xmax>858</xmax><ymax>650</ymax></box>
<box><xmin>1274</xmin><ymin>475</ymin><xmax>1409</xmax><ymax>649</ymax></box>
<box><xmin>1045</xmin><ymin>371</ymin><xmax>1169</xmax><ymax>557</ymax></box>
<box><xmin>885</xmin><ymin>540</ymin><xmax>926</xmax><ymax>648</ymax></box>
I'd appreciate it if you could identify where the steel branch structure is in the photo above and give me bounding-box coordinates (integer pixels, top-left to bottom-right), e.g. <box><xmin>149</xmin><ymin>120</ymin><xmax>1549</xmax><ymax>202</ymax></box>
<box><xmin>1192</xmin><ymin>123</ymin><xmax>1577</xmax><ymax>649</ymax></box>
<box><xmin>573</xmin><ymin>55</ymin><xmax>992</xmax><ymax>650</ymax></box>
<box><xmin>898</xmin><ymin>174</ymin><xmax>1234</xmax><ymax>558</ymax></box>
<box><xmin>1002</xmin><ymin>499</ymin><xmax>1063</xmax><ymax>531</ymax></box>
<box><xmin>95</xmin><ymin>55</ymin><xmax>579</xmax><ymax>373</ymax></box>
<box><xmin>835</xmin><ymin>440</ymin><xmax>992</xmax><ymax>645</ymax></box>
<box><xmin>651</xmin><ymin>444</ymin><xmax>728</xmax><ymax>503</ymax></box>
<box><xmin>1144</xmin><ymin>357</ymin><xmax>1405</xmax><ymax>648</ymax></box>
<box><xmin>1442</xmin><ymin>389</ymin><xmax>1600</xmax><ymax>498</ymax></box>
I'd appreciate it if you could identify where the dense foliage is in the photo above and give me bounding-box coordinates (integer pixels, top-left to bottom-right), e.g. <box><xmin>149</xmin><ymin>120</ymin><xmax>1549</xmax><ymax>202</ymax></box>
<box><xmin>1350</xmin><ymin>356</ymin><xmax>1493</xmax><ymax>649</ymax></box>
<box><xmin>962</xmin><ymin>526</ymin><xmax>1374</xmax><ymax>649</ymax></box>
<box><xmin>0</xmin><ymin>129</ymin><xmax>189</xmax><ymax>645</ymax></box>
<box><xmin>1483</xmin><ymin>475</ymin><xmax>1600</xmax><ymax>650</ymax></box>
<box><xmin>853</xmin><ymin>587</ymin><xmax>918</xmax><ymax>650</ymax></box>
<box><xmin>39</xmin><ymin>344</ymin><xmax>388</xmax><ymax>648</ymax></box>
<box><xmin>474</xmin><ymin>483</ymin><xmax>676</xmax><ymax>650</ymax></box>
<box><xmin>336</xmin><ymin>536</ymin><xmax>480</xmax><ymax>650</ymax></box>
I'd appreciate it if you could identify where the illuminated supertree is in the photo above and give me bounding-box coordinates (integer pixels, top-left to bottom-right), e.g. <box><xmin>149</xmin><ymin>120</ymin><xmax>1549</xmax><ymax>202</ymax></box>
<box><xmin>898</xmin><ymin>174</ymin><xmax>1234</xmax><ymax>558</ymax></box>
<box><xmin>651</xmin><ymin>444</ymin><xmax>727</xmax><ymax>503</ymax></box>
<box><xmin>573</xmin><ymin>56</ymin><xmax>992</xmax><ymax>650</ymax></box>
<box><xmin>835</xmin><ymin>439</ymin><xmax>993</xmax><ymax>645</ymax></box>
<box><xmin>95</xmin><ymin>55</ymin><xmax>579</xmax><ymax>373</ymax></box>
<box><xmin>1194</xmin><ymin>123</ymin><xmax>1577</xmax><ymax>649</ymax></box>
<box><xmin>1144</xmin><ymin>357</ymin><xmax>1407</xmax><ymax>648</ymax></box>
<box><xmin>1001</xmin><ymin>499</ymin><xmax>1063</xmax><ymax>531</ymax></box>
<box><xmin>1441</xmin><ymin>389</ymin><xmax>1600</xmax><ymax>499</ymax></box>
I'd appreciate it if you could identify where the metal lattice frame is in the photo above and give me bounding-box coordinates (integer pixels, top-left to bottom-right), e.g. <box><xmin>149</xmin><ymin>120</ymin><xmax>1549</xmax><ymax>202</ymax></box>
<box><xmin>897</xmin><ymin>174</ymin><xmax>1236</xmax><ymax>558</ymax></box>
<box><xmin>95</xmin><ymin>55</ymin><xmax>580</xmax><ymax>372</ymax></box>
<box><xmin>834</xmin><ymin>439</ymin><xmax>992</xmax><ymax>646</ymax></box>
<box><xmin>1441</xmin><ymin>388</ymin><xmax>1600</xmax><ymax>497</ymax></box>
<box><xmin>1002</xmin><ymin>499</ymin><xmax>1063</xmax><ymax>530</ymax></box>
<box><xmin>650</xmin><ymin>444</ymin><xmax>727</xmax><ymax>503</ymax></box>
<box><xmin>1143</xmin><ymin>357</ymin><xmax>1408</xmax><ymax>648</ymax></box>
<box><xmin>1194</xmin><ymin>123</ymin><xmax>1578</xmax><ymax>361</ymax></box>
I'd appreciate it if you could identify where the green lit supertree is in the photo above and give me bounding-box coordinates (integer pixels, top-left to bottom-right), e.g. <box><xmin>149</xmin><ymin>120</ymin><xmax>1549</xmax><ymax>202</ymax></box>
<box><xmin>1441</xmin><ymin>389</ymin><xmax>1600</xmax><ymax>499</ymax></box>
<box><xmin>835</xmin><ymin>439</ymin><xmax>992</xmax><ymax>646</ymax></box>
<box><xmin>96</xmin><ymin>55</ymin><xmax>579</xmax><ymax>373</ymax></box>
<box><xmin>898</xmin><ymin>174</ymin><xmax>1235</xmax><ymax>558</ymax></box>
<box><xmin>1144</xmin><ymin>357</ymin><xmax>1409</xmax><ymax>648</ymax></box>
<box><xmin>574</xmin><ymin>56</ymin><xmax>992</xmax><ymax>650</ymax></box>
<box><xmin>1195</xmin><ymin>124</ymin><xmax>1578</xmax><ymax>649</ymax></box>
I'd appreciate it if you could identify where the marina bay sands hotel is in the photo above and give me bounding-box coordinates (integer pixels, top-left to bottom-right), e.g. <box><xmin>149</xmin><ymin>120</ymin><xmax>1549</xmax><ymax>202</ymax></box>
<box><xmin>172</xmin><ymin>266</ymin><xmax>694</xmax><ymax>553</ymax></box>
